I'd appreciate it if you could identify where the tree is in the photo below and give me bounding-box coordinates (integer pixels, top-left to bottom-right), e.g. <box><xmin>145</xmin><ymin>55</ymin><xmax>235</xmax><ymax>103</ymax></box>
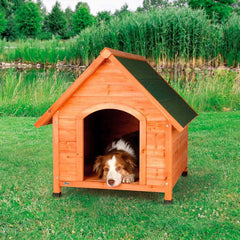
<box><xmin>114</xmin><ymin>4</ymin><xmax>131</xmax><ymax>18</ymax></box>
<box><xmin>0</xmin><ymin>10</ymin><xmax>7</xmax><ymax>37</ymax></box>
<box><xmin>142</xmin><ymin>0</ymin><xmax>170</xmax><ymax>11</ymax></box>
<box><xmin>45</xmin><ymin>1</ymin><xmax>67</xmax><ymax>37</ymax></box>
<box><xmin>15</xmin><ymin>1</ymin><xmax>42</xmax><ymax>38</ymax></box>
<box><xmin>64</xmin><ymin>7</ymin><xmax>74</xmax><ymax>38</ymax></box>
<box><xmin>0</xmin><ymin>0</ymin><xmax>25</xmax><ymax>40</ymax></box>
<box><xmin>173</xmin><ymin>0</ymin><xmax>188</xmax><ymax>7</ymax></box>
<box><xmin>75</xmin><ymin>1</ymin><xmax>90</xmax><ymax>11</ymax></box>
<box><xmin>96</xmin><ymin>11</ymin><xmax>111</xmax><ymax>25</ymax></box>
<box><xmin>233</xmin><ymin>0</ymin><xmax>240</xmax><ymax>14</ymax></box>
<box><xmin>0</xmin><ymin>0</ymin><xmax>25</xmax><ymax>17</ymax></box>
<box><xmin>72</xmin><ymin>5</ymin><xmax>94</xmax><ymax>34</ymax></box>
<box><xmin>188</xmin><ymin>0</ymin><xmax>236</xmax><ymax>22</ymax></box>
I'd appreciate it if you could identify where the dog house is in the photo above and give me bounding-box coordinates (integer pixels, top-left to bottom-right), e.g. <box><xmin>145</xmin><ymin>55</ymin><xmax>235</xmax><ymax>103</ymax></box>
<box><xmin>35</xmin><ymin>48</ymin><xmax>197</xmax><ymax>203</ymax></box>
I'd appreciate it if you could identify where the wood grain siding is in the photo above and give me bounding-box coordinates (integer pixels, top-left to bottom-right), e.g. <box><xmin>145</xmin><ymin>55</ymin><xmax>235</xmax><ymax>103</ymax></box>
<box><xmin>146</xmin><ymin>121</ymin><xmax>166</xmax><ymax>186</ymax></box>
<box><xmin>53</xmin><ymin>111</ymin><xmax>61</xmax><ymax>193</ymax></box>
<box><xmin>58</xmin><ymin>118</ymin><xmax>80</xmax><ymax>181</ymax></box>
<box><xmin>57</xmin><ymin>60</ymin><xmax>166</xmax><ymax>123</ymax></box>
<box><xmin>172</xmin><ymin>126</ymin><xmax>188</xmax><ymax>187</ymax></box>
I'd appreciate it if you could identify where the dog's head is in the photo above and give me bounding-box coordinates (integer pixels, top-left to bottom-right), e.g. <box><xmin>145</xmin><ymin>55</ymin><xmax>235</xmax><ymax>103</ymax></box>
<box><xmin>93</xmin><ymin>152</ymin><xmax>136</xmax><ymax>187</ymax></box>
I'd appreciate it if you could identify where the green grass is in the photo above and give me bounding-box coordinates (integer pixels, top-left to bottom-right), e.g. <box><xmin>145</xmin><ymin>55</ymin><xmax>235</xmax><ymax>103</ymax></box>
<box><xmin>0</xmin><ymin>112</ymin><xmax>239</xmax><ymax>239</ymax></box>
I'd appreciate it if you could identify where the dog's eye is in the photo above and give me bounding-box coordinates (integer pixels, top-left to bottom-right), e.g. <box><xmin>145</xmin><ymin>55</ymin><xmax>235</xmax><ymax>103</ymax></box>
<box><xmin>104</xmin><ymin>167</ymin><xmax>109</xmax><ymax>172</ymax></box>
<box><xmin>116</xmin><ymin>166</ymin><xmax>121</xmax><ymax>171</ymax></box>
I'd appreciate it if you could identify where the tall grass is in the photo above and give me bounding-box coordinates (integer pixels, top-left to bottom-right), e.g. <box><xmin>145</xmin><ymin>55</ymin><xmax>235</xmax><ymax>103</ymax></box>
<box><xmin>0</xmin><ymin>69</ymin><xmax>239</xmax><ymax>117</ymax></box>
<box><xmin>0</xmin><ymin>8</ymin><xmax>240</xmax><ymax>66</ymax></box>
<box><xmin>169</xmin><ymin>70</ymin><xmax>240</xmax><ymax>112</ymax></box>
<box><xmin>0</xmin><ymin>69</ymin><xmax>76</xmax><ymax>116</ymax></box>
<box><xmin>0</xmin><ymin>38</ymin><xmax>80</xmax><ymax>64</ymax></box>
<box><xmin>222</xmin><ymin>13</ymin><xmax>240</xmax><ymax>66</ymax></box>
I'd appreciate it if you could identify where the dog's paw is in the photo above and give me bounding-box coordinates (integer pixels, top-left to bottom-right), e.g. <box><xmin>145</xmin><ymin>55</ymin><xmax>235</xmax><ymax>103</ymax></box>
<box><xmin>122</xmin><ymin>174</ymin><xmax>135</xmax><ymax>183</ymax></box>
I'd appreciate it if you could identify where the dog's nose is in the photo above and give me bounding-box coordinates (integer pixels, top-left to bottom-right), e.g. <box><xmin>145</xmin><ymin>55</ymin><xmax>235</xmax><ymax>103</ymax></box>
<box><xmin>108</xmin><ymin>179</ymin><xmax>115</xmax><ymax>186</ymax></box>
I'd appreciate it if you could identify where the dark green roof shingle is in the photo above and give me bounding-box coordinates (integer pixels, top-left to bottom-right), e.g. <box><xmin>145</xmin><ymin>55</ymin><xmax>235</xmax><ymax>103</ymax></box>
<box><xmin>116</xmin><ymin>56</ymin><xmax>197</xmax><ymax>128</ymax></box>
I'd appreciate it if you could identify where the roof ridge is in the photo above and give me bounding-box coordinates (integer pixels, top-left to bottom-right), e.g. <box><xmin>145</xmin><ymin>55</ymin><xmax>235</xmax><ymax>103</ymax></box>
<box><xmin>100</xmin><ymin>47</ymin><xmax>146</xmax><ymax>61</ymax></box>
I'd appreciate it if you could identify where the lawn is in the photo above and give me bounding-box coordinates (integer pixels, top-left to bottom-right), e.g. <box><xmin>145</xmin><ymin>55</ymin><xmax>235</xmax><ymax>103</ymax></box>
<box><xmin>0</xmin><ymin>111</ymin><xmax>239</xmax><ymax>239</ymax></box>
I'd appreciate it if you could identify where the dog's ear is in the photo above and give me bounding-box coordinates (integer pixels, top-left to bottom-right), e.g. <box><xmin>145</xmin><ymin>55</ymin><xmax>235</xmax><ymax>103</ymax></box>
<box><xmin>121</xmin><ymin>153</ymin><xmax>137</xmax><ymax>172</ymax></box>
<box><xmin>93</xmin><ymin>156</ymin><xmax>104</xmax><ymax>178</ymax></box>
<box><xmin>126</xmin><ymin>158</ymin><xmax>137</xmax><ymax>172</ymax></box>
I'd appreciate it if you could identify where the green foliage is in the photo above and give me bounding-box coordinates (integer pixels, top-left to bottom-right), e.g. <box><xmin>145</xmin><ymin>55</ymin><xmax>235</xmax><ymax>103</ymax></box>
<box><xmin>0</xmin><ymin>69</ymin><xmax>75</xmax><ymax>117</ymax></box>
<box><xmin>75</xmin><ymin>1</ymin><xmax>90</xmax><ymax>11</ymax></box>
<box><xmin>0</xmin><ymin>0</ymin><xmax>25</xmax><ymax>40</ymax></box>
<box><xmin>15</xmin><ymin>1</ymin><xmax>42</xmax><ymax>38</ymax></box>
<box><xmin>0</xmin><ymin>112</ymin><xmax>239</xmax><ymax>239</ymax></box>
<box><xmin>188</xmin><ymin>0</ymin><xmax>235</xmax><ymax>22</ymax></box>
<box><xmin>0</xmin><ymin>7</ymin><xmax>240</xmax><ymax>66</ymax></box>
<box><xmin>143</xmin><ymin>0</ymin><xmax>171</xmax><ymax>10</ymax></box>
<box><xmin>77</xmin><ymin>8</ymin><xmax>223</xmax><ymax>64</ymax></box>
<box><xmin>64</xmin><ymin>7</ymin><xmax>74</xmax><ymax>38</ymax></box>
<box><xmin>0</xmin><ymin>69</ymin><xmax>239</xmax><ymax>117</ymax></box>
<box><xmin>222</xmin><ymin>13</ymin><xmax>240</xmax><ymax>65</ymax></box>
<box><xmin>114</xmin><ymin>4</ymin><xmax>132</xmax><ymax>18</ymax></box>
<box><xmin>72</xmin><ymin>6</ymin><xmax>94</xmax><ymax>34</ymax></box>
<box><xmin>96</xmin><ymin>11</ymin><xmax>111</xmax><ymax>25</ymax></box>
<box><xmin>169</xmin><ymin>70</ymin><xmax>240</xmax><ymax>112</ymax></box>
<box><xmin>0</xmin><ymin>10</ymin><xmax>7</xmax><ymax>37</ymax></box>
<box><xmin>44</xmin><ymin>2</ymin><xmax>67</xmax><ymax>37</ymax></box>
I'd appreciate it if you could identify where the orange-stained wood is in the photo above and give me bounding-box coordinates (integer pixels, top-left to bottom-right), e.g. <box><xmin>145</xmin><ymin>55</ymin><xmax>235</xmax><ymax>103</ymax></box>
<box><xmin>164</xmin><ymin>124</ymin><xmax>173</xmax><ymax>201</ymax></box>
<box><xmin>100</xmin><ymin>47</ymin><xmax>146</xmax><ymax>62</ymax></box>
<box><xmin>139</xmin><ymin>116</ymin><xmax>147</xmax><ymax>185</ymax></box>
<box><xmin>76</xmin><ymin>118</ymin><xmax>84</xmax><ymax>181</ymax></box>
<box><xmin>34</xmin><ymin>54</ymin><xmax>106</xmax><ymax>128</ymax></box>
<box><xmin>172</xmin><ymin>126</ymin><xmax>188</xmax><ymax>187</ymax></box>
<box><xmin>53</xmin><ymin>111</ymin><xmax>61</xmax><ymax>194</ymax></box>
<box><xmin>59</xmin><ymin>179</ymin><xmax>165</xmax><ymax>193</ymax></box>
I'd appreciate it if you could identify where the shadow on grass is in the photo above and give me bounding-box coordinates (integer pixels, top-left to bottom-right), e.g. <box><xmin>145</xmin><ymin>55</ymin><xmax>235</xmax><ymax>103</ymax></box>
<box><xmin>53</xmin><ymin>169</ymin><xmax>219</xmax><ymax>205</ymax></box>
<box><xmin>174</xmin><ymin>170</ymin><xmax>220</xmax><ymax>203</ymax></box>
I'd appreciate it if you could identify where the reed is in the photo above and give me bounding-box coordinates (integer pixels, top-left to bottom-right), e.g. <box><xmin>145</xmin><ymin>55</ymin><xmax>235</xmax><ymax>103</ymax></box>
<box><xmin>168</xmin><ymin>69</ymin><xmax>240</xmax><ymax>112</ymax></box>
<box><xmin>222</xmin><ymin>13</ymin><xmax>240</xmax><ymax>66</ymax></box>
<box><xmin>0</xmin><ymin>69</ymin><xmax>76</xmax><ymax>116</ymax></box>
<box><xmin>0</xmin><ymin>68</ymin><xmax>239</xmax><ymax>117</ymax></box>
<box><xmin>0</xmin><ymin>8</ymin><xmax>239</xmax><ymax>66</ymax></box>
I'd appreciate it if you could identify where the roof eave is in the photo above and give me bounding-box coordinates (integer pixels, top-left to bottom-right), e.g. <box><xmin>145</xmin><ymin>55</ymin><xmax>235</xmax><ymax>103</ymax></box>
<box><xmin>34</xmin><ymin>54</ymin><xmax>106</xmax><ymax>128</ymax></box>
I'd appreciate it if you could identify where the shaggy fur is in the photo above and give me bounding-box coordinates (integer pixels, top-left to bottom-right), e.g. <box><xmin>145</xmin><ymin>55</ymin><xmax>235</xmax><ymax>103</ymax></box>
<box><xmin>93</xmin><ymin>132</ymin><xmax>139</xmax><ymax>187</ymax></box>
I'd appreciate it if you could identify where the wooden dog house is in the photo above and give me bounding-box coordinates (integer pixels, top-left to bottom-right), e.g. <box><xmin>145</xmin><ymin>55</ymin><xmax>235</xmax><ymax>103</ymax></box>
<box><xmin>35</xmin><ymin>48</ymin><xmax>197</xmax><ymax>203</ymax></box>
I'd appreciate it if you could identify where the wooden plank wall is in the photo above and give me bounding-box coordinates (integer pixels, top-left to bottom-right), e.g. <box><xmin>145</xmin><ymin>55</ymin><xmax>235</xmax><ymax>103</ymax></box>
<box><xmin>146</xmin><ymin>121</ymin><xmax>166</xmax><ymax>187</ymax></box>
<box><xmin>172</xmin><ymin>126</ymin><xmax>188</xmax><ymax>187</ymax></box>
<box><xmin>58</xmin><ymin>116</ymin><xmax>79</xmax><ymax>181</ymax></box>
<box><xmin>57</xmin><ymin>59</ymin><xmax>168</xmax><ymax>185</ymax></box>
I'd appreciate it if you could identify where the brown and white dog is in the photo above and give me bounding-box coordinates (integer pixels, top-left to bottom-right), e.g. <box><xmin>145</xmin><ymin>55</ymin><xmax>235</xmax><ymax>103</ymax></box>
<box><xmin>93</xmin><ymin>131</ymin><xmax>139</xmax><ymax>187</ymax></box>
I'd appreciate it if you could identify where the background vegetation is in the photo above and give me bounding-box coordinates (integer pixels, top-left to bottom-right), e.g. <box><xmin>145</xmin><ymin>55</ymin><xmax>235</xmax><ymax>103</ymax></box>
<box><xmin>1</xmin><ymin>112</ymin><xmax>239</xmax><ymax>239</ymax></box>
<box><xmin>0</xmin><ymin>69</ymin><xmax>239</xmax><ymax>117</ymax></box>
<box><xmin>0</xmin><ymin>1</ymin><xmax>240</xmax><ymax>66</ymax></box>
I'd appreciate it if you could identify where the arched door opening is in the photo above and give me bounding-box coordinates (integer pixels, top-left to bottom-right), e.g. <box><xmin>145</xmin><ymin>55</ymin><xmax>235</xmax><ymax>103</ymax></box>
<box><xmin>83</xmin><ymin>109</ymin><xmax>140</xmax><ymax>179</ymax></box>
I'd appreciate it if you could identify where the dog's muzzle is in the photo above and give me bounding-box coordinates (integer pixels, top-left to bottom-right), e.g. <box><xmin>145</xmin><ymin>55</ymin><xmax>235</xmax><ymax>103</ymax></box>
<box><xmin>107</xmin><ymin>170</ymin><xmax>122</xmax><ymax>187</ymax></box>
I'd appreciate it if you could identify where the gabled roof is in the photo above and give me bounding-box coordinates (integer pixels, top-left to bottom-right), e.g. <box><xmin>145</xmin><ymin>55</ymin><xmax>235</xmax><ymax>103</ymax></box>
<box><xmin>35</xmin><ymin>47</ymin><xmax>197</xmax><ymax>131</ymax></box>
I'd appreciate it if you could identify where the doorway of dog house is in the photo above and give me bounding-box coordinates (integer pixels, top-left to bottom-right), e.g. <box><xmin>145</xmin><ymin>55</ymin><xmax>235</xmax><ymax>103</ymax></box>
<box><xmin>83</xmin><ymin>109</ymin><xmax>140</xmax><ymax>181</ymax></box>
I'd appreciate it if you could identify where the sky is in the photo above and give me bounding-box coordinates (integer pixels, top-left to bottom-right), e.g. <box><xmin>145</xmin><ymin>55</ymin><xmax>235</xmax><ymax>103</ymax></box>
<box><xmin>39</xmin><ymin>0</ymin><xmax>144</xmax><ymax>15</ymax></box>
